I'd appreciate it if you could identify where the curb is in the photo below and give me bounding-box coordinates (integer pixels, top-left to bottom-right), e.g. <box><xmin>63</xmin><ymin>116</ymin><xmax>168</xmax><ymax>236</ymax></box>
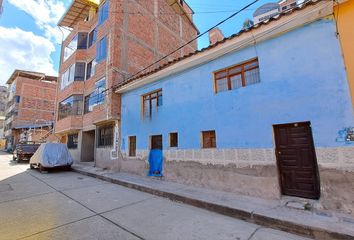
<box><xmin>72</xmin><ymin>167</ymin><xmax>353</xmax><ymax>240</ymax></box>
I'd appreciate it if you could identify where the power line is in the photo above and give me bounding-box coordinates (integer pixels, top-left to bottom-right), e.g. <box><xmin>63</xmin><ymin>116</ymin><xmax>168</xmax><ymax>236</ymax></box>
<box><xmin>57</xmin><ymin>0</ymin><xmax>262</xmax><ymax>111</ymax></box>
<box><xmin>97</xmin><ymin>0</ymin><xmax>333</xmax><ymax>98</ymax></box>
<box><xmin>109</xmin><ymin>0</ymin><xmax>261</xmax><ymax>91</ymax></box>
<box><xmin>60</xmin><ymin>2</ymin><xmax>329</xmax><ymax>110</ymax></box>
<box><xmin>60</xmin><ymin>0</ymin><xmax>262</xmax><ymax>98</ymax></box>
<box><xmin>58</xmin><ymin>0</ymin><xmax>326</xmax><ymax>109</ymax></box>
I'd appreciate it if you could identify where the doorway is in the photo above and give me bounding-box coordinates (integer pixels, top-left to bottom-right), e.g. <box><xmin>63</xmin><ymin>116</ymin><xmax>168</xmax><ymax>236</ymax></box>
<box><xmin>273</xmin><ymin>122</ymin><xmax>320</xmax><ymax>199</ymax></box>
<box><xmin>151</xmin><ymin>135</ymin><xmax>163</xmax><ymax>150</ymax></box>
<box><xmin>81</xmin><ymin>130</ymin><xmax>95</xmax><ymax>162</ymax></box>
<box><xmin>148</xmin><ymin>135</ymin><xmax>163</xmax><ymax>177</ymax></box>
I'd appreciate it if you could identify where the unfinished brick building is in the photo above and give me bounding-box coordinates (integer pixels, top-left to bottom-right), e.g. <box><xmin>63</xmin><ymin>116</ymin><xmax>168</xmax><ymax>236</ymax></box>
<box><xmin>56</xmin><ymin>0</ymin><xmax>198</xmax><ymax>168</ymax></box>
<box><xmin>4</xmin><ymin>70</ymin><xmax>57</xmax><ymax>149</ymax></box>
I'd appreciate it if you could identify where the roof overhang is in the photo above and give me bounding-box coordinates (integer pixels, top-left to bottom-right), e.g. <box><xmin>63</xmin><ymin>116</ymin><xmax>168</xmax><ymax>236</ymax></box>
<box><xmin>58</xmin><ymin>0</ymin><xmax>99</xmax><ymax>28</ymax></box>
<box><xmin>115</xmin><ymin>0</ymin><xmax>333</xmax><ymax>94</ymax></box>
<box><xmin>13</xmin><ymin>123</ymin><xmax>53</xmax><ymax>130</ymax></box>
<box><xmin>6</xmin><ymin>70</ymin><xmax>57</xmax><ymax>85</ymax></box>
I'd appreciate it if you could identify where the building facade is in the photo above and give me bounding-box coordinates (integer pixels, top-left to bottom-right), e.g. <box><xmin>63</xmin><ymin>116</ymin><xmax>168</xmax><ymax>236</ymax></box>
<box><xmin>0</xmin><ymin>86</ymin><xmax>8</xmax><ymax>142</ymax></box>
<box><xmin>335</xmin><ymin>0</ymin><xmax>354</xmax><ymax>109</ymax></box>
<box><xmin>4</xmin><ymin>70</ymin><xmax>57</xmax><ymax>149</ymax></box>
<box><xmin>55</xmin><ymin>0</ymin><xmax>198</xmax><ymax>168</ymax></box>
<box><xmin>117</xmin><ymin>1</ymin><xmax>354</xmax><ymax>214</ymax></box>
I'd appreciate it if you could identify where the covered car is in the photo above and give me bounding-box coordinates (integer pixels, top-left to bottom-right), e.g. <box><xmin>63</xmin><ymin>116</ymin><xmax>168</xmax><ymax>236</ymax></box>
<box><xmin>30</xmin><ymin>143</ymin><xmax>73</xmax><ymax>171</ymax></box>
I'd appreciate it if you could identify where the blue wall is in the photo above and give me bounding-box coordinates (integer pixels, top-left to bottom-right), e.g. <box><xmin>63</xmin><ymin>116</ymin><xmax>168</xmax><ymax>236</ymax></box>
<box><xmin>121</xmin><ymin>19</ymin><xmax>354</xmax><ymax>150</ymax></box>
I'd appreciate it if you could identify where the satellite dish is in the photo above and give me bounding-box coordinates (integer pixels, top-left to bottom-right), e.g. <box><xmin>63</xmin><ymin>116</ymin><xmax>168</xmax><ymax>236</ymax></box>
<box><xmin>253</xmin><ymin>3</ymin><xmax>280</xmax><ymax>17</ymax></box>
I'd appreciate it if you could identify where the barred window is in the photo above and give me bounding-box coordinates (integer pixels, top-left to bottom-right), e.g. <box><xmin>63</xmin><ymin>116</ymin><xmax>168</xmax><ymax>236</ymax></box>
<box><xmin>97</xmin><ymin>125</ymin><xmax>113</xmax><ymax>147</ymax></box>
<box><xmin>214</xmin><ymin>58</ymin><xmax>260</xmax><ymax>93</ymax></box>
<box><xmin>67</xmin><ymin>134</ymin><xmax>78</xmax><ymax>149</ymax></box>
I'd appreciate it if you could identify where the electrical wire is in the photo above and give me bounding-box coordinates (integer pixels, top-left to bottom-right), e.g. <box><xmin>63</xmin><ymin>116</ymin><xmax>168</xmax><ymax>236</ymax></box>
<box><xmin>58</xmin><ymin>0</ymin><xmax>332</xmax><ymax>111</ymax></box>
<box><xmin>59</xmin><ymin>0</ymin><xmax>262</xmax><ymax>105</ymax></box>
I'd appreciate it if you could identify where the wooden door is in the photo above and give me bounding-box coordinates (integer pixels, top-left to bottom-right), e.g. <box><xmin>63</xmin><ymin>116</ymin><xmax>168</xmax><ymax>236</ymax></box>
<box><xmin>151</xmin><ymin>135</ymin><xmax>162</xmax><ymax>150</ymax></box>
<box><xmin>273</xmin><ymin>122</ymin><xmax>320</xmax><ymax>199</ymax></box>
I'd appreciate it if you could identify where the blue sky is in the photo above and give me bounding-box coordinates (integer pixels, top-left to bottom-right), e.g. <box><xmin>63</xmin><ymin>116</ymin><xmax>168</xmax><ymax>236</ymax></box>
<box><xmin>0</xmin><ymin>0</ymin><xmax>271</xmax><ymax>85</ymax></box>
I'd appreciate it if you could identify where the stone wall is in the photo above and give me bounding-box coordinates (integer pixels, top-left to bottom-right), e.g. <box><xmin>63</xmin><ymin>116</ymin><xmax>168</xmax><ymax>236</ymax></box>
<box><xmin>121</xmin><ymin>146</ymin><xmax>354</xmax><ymax>215</ymax></box>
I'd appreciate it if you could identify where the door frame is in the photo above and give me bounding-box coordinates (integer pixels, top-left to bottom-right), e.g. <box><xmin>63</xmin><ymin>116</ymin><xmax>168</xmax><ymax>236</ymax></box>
<box><xmin>273</xmin><ymin>121</ymin><xmax>321</xmax><ymax>199</ymax></box>
<box><xmin>150</xmin><ymin>134</ymin><xmax>163</xmax><ymax>150</ymax></box>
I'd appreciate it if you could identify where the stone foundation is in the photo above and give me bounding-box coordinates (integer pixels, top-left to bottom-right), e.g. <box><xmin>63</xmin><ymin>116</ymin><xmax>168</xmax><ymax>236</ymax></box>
<box><xmin>120</xmin><ymin>146</ymin><xmax>354</xmax><ymax>215</ymax></box>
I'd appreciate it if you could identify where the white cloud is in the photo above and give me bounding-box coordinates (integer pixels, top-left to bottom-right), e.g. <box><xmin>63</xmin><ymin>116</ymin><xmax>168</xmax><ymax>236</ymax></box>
<box><xmin>7</xmin><ymin>0</ymin><xmax>68</xmax><ymax>43</ymax></box>
<box><xmin>0</xmin><ymin>27</ymin><xmax>57</xmax><ymax>85</ymax></box>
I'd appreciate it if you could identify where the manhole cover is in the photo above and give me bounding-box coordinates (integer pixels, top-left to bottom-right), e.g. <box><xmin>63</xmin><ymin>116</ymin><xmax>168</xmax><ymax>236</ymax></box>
<box><xmin>0</xmin><ymin>184</ymin><xmax>13</xmax><ymax>192</ymax></box>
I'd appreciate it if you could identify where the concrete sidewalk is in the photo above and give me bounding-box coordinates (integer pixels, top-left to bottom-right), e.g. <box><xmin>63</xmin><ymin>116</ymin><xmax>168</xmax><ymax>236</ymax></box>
<box><xmin>72</xmin><ymin>163</ymin><xmax>354</xmax><ymax>240</ymax></box>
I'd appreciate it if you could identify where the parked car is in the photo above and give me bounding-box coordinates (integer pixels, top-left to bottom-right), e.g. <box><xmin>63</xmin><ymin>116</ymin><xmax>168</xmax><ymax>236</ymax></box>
<box><xmin>30</xmin><ymin>143</ymin><xmax>73</xmax><ymax>172</ymax></box>
<box><xmin>13</xmin><ymin>142</ymin><xmax>41</xmax><ymax>162</ymax></box>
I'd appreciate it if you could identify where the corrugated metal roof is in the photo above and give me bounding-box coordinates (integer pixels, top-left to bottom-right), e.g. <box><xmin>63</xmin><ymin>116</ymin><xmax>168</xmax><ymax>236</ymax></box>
<box><xmin>115</xmin><ymin>0</ymin><xmax>323</xmax><ymax>90</ymax></box>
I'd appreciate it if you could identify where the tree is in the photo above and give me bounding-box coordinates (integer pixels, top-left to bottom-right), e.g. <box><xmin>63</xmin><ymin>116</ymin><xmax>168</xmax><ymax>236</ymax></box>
<box><xmin>242</xmin><ymin>19</ymin><xmax>254</xmax><ymax>30</ymax></box>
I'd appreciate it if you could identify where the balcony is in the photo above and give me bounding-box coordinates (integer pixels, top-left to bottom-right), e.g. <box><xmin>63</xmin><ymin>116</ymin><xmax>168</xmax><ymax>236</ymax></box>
<box><xmin>55</xmin><ymin>116</ymin><xmax>83</xmax><ymax>134</ymax></box>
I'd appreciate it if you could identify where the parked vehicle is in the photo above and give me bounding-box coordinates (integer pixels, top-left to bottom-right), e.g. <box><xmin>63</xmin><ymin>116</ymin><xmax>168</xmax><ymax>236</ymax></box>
<box><xmin>30</xmin><ymin>143</ymin><xmax>73</xmax><ymax>172</ymax></box>
<box><xmin>13</xmin><ymin>142</ymin><xmax>41</xmax><ymax>162</ymax></box>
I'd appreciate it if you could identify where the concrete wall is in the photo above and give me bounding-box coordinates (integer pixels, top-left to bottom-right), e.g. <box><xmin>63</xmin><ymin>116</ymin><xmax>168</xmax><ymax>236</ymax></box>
<box><xmin>95</xmin><ymin>147</ymin><xmax>118</xmax><ymax>170</ymax></box>
<box><xmin>68</xmin><ymin>131</ymin><xmax>82</xmax><ymax>164</ymax></box>
<box><xmin>120</xmin><ymin>19</ymin><xmax>354</xmax><ymax>214</ymax></box>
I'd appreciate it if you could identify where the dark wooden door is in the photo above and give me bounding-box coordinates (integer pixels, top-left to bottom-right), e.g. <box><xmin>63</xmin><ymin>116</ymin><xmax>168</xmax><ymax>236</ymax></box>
<box><xmin>151</xmin><ymin>135</ymin><xmax>162</xmax><ymax>150</ymax></box>
<box><xmin>273</xmin><ymin>122</ymin><xmax>320</xmax><ymax>199</ymax></box>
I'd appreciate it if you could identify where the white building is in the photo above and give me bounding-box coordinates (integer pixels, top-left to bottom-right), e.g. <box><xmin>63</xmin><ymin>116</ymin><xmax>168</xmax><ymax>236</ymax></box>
<box><xmin>253</xmin><ymin>2</ymin><xmax>280</xmax><ymax>24</ymax></box>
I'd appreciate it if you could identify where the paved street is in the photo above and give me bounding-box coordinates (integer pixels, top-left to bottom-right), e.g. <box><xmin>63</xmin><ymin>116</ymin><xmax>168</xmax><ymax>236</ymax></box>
<box><xmin>0</xmin><ymin>152</ymin><xmax>311</xmax><ymax>240</ymax></box>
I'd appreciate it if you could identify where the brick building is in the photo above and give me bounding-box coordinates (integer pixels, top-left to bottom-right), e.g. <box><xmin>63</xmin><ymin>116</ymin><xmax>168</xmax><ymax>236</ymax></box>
<box><xmin>55</xmin><ymin>0</ymin><xmax>198</xmax><ymax>168</ymax></box>
<box><xmin>0</xmin><ymin>86</ymin><xmax>8</xmax><ymax>142</ymax></box>
<box><xmin>4</xmin><ymin>70</ymin><xmax>57</xmax><ymax>149</ymax></box>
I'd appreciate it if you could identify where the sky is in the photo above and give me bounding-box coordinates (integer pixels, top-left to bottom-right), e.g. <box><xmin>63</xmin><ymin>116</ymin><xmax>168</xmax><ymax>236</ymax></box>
<box><xmin>0</xmin><ymin>0</ymin><xmax>272</xmax><ymax>86</ymax></box>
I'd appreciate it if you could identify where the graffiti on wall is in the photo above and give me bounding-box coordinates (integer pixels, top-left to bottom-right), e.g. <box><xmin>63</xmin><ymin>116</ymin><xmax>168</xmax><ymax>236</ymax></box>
<box><xmin>336</xmin><ymin>127</ymin><xmax>354</xmax><ymax>144</ymax></box>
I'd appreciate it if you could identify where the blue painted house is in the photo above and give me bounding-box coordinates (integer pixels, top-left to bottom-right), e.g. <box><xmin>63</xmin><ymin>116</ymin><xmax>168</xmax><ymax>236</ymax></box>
<box><xmin>116</xmin><ymin>1</ymin><xmax>354</xmax><ymax>214</ymax></box>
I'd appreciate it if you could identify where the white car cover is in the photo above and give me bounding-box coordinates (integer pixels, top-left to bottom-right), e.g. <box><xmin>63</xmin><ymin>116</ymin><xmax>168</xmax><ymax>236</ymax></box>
<box><xmin>30</xmin><ymin>143</ymin><xmax>73</xmax><ymax>168</ymax></box>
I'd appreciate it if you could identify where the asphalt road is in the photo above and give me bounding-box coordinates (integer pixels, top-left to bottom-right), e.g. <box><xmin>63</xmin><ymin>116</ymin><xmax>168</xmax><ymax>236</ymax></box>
<box><xmin>0</xmin><ymin>152</ymin><xmax>311</xmax><ymax>240</ymax></box>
